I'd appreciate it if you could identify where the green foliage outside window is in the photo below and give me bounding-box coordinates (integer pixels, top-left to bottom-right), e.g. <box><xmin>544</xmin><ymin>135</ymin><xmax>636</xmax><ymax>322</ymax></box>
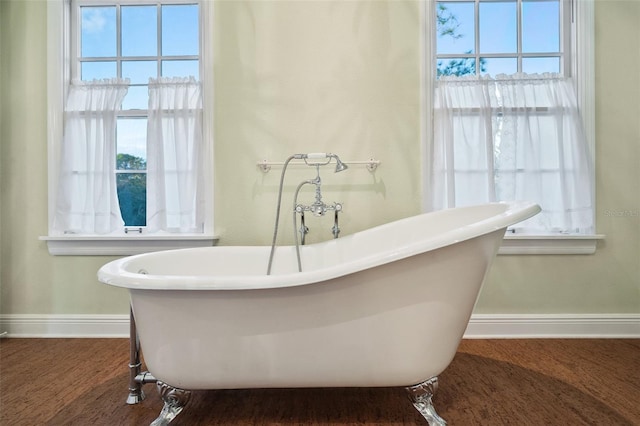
<box><xmin>436</xmin><ymin>3</ymin><xmax>487</xmax><ymax>77</ymax></box>
<box><xmin>116</xmin><ymin>153</ymin><xmax>146</xmax><ymax>227</ymax></box>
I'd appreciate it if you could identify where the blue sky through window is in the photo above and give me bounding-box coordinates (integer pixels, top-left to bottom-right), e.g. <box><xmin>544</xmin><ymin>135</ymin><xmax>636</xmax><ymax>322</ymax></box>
<box><xmin>522</xmin><ymin>1</ymin><xmax>560</xmax><ymax>52</ymax></box>
<box><xmin>81</xmin><ymin>6</ymin><xmax>116</xmax><ymax>57</ymax></box>
<box><xmin>122</xmin><ymin>6</ymin><xmax>158</xmax><ymax>57</ymax></box>
<box><xmin>479</xmin><ymin>2</ymin><xmax>517</xmax><ymax>54</ymax></box>
<box><xmin>162</xmin><ymin>5</ymin><xmax>199</xmax><ymax>56</ymax></box>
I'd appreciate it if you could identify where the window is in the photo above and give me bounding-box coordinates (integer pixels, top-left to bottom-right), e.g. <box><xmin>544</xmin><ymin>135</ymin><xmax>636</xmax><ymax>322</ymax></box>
<box><xmin>77</xmin><ymin>2</ymin><xmax>201</xmax><ymax>231</ymax></box>
<box><xmin>43</xmin><ymin>0</ymin><xmax>216</xmax><ymax>255</ymax></box>
<box><xmin>427</xmin><ymin>0</ymin><xmax>598</xmax><ymax>249</ymax></box>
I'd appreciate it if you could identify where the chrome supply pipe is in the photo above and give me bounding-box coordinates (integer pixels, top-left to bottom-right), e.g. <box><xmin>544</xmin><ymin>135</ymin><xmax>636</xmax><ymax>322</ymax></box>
<box><xmin>127</xmin><ymin>307</ymin><xmax>145</xmax><ymax>405</ymax></box>
<box><xmin>135</xmin><ymin>371</ymin><xmax>157</xmax><ymax>385</ymax></box>
<box><xmin>127</xmin><ymin>306</ymin><xmax>157</xmax><ymax>405</ymax></box>
<box><xmin>298</xmin><ymin>211</ymin><xmax>309</xmax><ymax>245</ymax></box>
<box><xmin>332</xmin><ymin>207</ymin><xmax>341</xmax><ymax>239</ymax></box>
<box><xmin>293</xmin><ymin>178</ymin><xmax>314</xmax><ymax>272</ymax></box>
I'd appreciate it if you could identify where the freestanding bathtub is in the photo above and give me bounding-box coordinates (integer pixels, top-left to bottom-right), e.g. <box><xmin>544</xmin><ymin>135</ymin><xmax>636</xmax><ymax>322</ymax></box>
<box><xmin>98</xmin><ymin>201</ymin><xmax>540</xmax><ymax>425</ymax></box>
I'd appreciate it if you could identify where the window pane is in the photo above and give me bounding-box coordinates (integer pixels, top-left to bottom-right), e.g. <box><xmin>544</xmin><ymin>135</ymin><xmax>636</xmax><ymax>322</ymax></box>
<box><xmin>162</xmin><ymin>5</ymin><xmax>199</xmax><ymax>56</ymax></box>
<box><xmin>81</xmin><ymin>7</ymin><xmax>116</xmax><ymax>58</ymax></box>
<box><xmin>81</xmin><ymin>61</ymin><xmax>117</xmax><ymax>80</ymax></box>
<box><xmin>481</xmin><ymin>57</ymin><xmax>517</xmax><ymax>76</ymax></box>
<box><xmin>122</xmin><ymin>6</ymin><xmax>158</xmax><ymax>57</ymax></box>
<box><xmin>436</xmin><ymin>2</ymin><xmax>475</xmax><ymax>55</ymax></box>
<box><xmin>117</xmin><ymin>118</ymin><xmax>147</xmax><ymax>226</ymax></box>
<box><xmin>522</xmin><ymin>57</ymin><xmax>560</xmax><ymax>74</ymax></box>
<box><xmin>162</xmin><ymin>60</ymin><xmax>199</xmax><ymax>78</ymax></box>
<box><xmin>116</xmin><ymin>118</ymin><xmax>147</xmax><ymax>167</ymax></box>
<box><xmin>117</xmin><ymin>173</ymin><xmax>147</xmax><ymax>227</ymax></box>
<box><xmin>437</xmin><ymin>58</ymin><xmax>477</xmax><ymax>77</ymax></box>
<box><xmin>479</xmin><ymin>1</ymin><xmax>517</xmax><ymax>54</ymax></box>
<box><xmin>523</xmin><ymin>0</ymin><xmax>560</xmax><ymax>53</ymax></box>
<box><xmin>122</xmin><ymin>61</ymin><xmax>157</xmax><ymax>84</ymax></box>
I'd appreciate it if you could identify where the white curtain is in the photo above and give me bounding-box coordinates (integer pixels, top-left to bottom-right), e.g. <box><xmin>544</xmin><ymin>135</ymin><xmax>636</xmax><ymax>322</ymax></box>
<box><xmin>53</xmin><ymin>78</ymin><xmax>129</xmax><ymax>234</ymax></box>
<box><xmin>433</xmin><ymin>73</ymin><xmax>593</xmax><ymax>234</ymax></box>
<box><xmin>146</xmin><ymin>77</ymin><xmax>204</xmax><ymax>233</ymax></box>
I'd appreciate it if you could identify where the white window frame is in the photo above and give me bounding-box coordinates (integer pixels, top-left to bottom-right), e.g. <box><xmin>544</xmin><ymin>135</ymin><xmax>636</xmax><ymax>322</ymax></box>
<box><xmin>42</xmin><ymin>0</ymin><xmax>218</xmax><ymax>255</ymax></box>
<box><xmin>422</xmin><ymin>0</ymin><xmax>603</xmax><ymax>255</ymax></box>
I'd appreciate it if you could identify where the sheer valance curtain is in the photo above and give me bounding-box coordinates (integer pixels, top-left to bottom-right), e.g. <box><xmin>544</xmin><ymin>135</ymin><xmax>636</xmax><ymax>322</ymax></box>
<box><xmin>146</xmin><ymin>77</ymin><xmax>204</xmax><ymax>233</ymax></box>
<box><xmin>432</xmin><ymin>73</ymin><xmax>594</xmax><ymax>234</ymax></box>
<box><xmin>53</xmin><ymin>78</ymin><xmax>129</xmax><ymax>234</ymax></box>
<box><xmin>53</xmin><ymin>77</ymin><xmax>204</xmax><ymax>235</ymax></box>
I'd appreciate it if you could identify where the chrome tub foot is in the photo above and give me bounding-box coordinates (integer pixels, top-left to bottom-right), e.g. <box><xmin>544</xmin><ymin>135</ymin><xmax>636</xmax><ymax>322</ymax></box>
<box><xmin>150</xmin><ymin>381</ymin><xmax>192</xmax><ymax>426</ymax></box>
<box><xmin>406</xmin><ymin>377</ymin><xmax>447</xmax><ymax>425</ymax></box>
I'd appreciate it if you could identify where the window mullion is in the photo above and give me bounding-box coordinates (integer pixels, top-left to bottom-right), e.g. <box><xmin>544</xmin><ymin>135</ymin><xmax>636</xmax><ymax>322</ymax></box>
<box><xmin>116</xmin><ymin>4</ymin><xmax>122</xmax><ymax>78</ymax></box>
<box><xmin>70</xmin><ymin>1</ymin><xmax>80</xmax><ymax>81</ymax></box>
<box><xmin>475</xmin><ymin>0</ymin><xmax>480</xmax><ymax>75</ymax></box>
<box><xmin>118</xmin><ymin>110</ymin><xmax>148</xmax><ymax>118</ymax></box>
<box><xmin>517</xmin><ymin>0</ymin><xmax>522</xmax><ymax>73</ymax></box>
<box><xmin>157</xmin><ymin>3</ymin><xmax>162</xmax><ymax>77</ymax></box>
<box><xmin>563</xmin><ymin>0</ymin><xmax>572</xmax><ymax>76</ymax></box>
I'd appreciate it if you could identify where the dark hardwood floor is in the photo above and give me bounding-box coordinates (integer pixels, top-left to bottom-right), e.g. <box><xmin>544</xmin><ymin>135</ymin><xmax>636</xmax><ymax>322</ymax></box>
<box><xmin>1</xmin><ymin>338</ymin><xmax>638</xmax><ymax>425</ymax></box>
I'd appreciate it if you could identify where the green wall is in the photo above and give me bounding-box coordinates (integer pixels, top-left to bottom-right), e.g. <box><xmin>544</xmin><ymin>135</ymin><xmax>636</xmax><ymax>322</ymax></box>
<box><xmin>1</xmin><ymin>0</ymin><xmax>638</xmax><ymax>317</ymax></box>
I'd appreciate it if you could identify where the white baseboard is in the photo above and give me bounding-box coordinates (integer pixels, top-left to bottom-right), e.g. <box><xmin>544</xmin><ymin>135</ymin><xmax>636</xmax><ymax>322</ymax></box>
<box><xmin>464</xmin><ymin>313</ymin><xmax>640</xmax><ymax>338</ymax></box>
<box><xmin>1</xmin><ymin>313</ymin><xmax>638</xmax><ymax>339</ymax></box>
<box><xmin>0</xmin><ymin>314</ymin><xmax>129</xmax><ymax>338</ymax></box>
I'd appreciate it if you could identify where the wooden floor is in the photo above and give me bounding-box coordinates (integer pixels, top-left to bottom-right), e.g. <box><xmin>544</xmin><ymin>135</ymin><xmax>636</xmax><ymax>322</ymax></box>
<box><xmin>1</xmin><ymin>338</ymin><xmax>638</xmax><ymax>425</ymax></box>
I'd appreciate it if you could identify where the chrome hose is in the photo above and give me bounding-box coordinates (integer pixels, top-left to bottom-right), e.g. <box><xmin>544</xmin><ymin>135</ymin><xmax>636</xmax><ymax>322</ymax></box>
<box><xmin>266</xmin><ymin>155</ymin><xmax>296</xmax><ymax>275</ymax></box>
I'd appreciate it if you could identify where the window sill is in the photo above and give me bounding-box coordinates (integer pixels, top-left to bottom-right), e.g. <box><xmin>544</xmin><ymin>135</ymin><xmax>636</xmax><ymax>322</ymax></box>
<box><xmin>40</xmin><ymin>234</ymin><xmax>220</xmax><ymax>256</ymax></box>
<box><xmin>498</xmin><ymin>234</ymin><xmax>605</xmax><ymax>255</ymax></box>
<box><xmin>40</xmin><ymin>233</ymin><xmax>604</xmax><ymax>257</ymax></box>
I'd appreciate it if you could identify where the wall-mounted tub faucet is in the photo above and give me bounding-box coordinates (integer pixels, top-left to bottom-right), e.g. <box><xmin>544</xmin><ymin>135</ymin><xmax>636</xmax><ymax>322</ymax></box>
<box><xmin>267</xmin><ymin>153</ymin><xmax>348</xmax><ymax>275</ymax></box>
<box><xmin>294</xmin><ymin>166</ymin><xmax>343</xmax><ymax>218</ymax></box>
<box><xmin>291</xmin><ymin>164</ymin><xmax>344</xmax><ymax>270</ymax></box>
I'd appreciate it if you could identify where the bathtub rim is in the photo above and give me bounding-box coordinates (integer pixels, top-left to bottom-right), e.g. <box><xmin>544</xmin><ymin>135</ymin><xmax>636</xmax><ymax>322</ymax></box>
<box><xmin>97</xmin><ymin>201</ymin><xmax>540</xmax><ymax>291</ymax></box>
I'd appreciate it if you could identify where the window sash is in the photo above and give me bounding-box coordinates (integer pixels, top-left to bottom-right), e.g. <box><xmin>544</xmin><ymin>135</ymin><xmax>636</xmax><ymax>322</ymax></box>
<box><xmin>70</xmin><ymin>0</ymin><xmax>203</xmax><ymax>232</ymax></box>
<box><xmin>435</xmin><ymin>0</ymin><xmax>571</xmax><ymax>77</ymax></box>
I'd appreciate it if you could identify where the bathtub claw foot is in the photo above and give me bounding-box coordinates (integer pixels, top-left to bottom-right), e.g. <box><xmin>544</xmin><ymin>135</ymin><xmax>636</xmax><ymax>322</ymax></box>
<box><xmin>406</xmin><ymin>377</ymin><xmax>447</xmax><ymax>426</ymax></box>
<box><xmin>150</xmin><ymin>381</ymin><xmax>191</xmax><ymax>426</ymax></box>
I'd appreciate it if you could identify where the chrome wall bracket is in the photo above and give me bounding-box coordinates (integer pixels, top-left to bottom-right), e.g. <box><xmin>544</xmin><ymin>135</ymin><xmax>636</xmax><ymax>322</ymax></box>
<box><xmin>406</xmin><ymin>377</ymin><xmax>447</xmax><ymax>425</ymax></box>
<box><xmin>257</xmin><ymin>157</ymin><xmax>380</xmax><ymax>173</ymax></box>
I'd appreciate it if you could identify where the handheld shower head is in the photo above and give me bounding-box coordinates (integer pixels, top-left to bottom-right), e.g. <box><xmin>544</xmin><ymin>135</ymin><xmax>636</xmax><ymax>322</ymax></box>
<box><xmin>334</xmin><ymin>157</ymin><xmax>349</xmax><ymax>173</ymax></box>
<box><xmin>295</xmin><ymin>153</ymin><xmax>328</xmax><ymax>160</ymax></box>
<box><xmin>294</xmin><ymin>153</ymin><xmax>348</xmax><ymax>172</ymax></box>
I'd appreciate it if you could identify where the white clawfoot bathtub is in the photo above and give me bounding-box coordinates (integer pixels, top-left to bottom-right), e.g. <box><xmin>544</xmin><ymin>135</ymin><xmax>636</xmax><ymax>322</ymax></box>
<box><xmin>98</xmin><ymin>201</ymin><xmax>540</xmax><ymax>425</ymax></box>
